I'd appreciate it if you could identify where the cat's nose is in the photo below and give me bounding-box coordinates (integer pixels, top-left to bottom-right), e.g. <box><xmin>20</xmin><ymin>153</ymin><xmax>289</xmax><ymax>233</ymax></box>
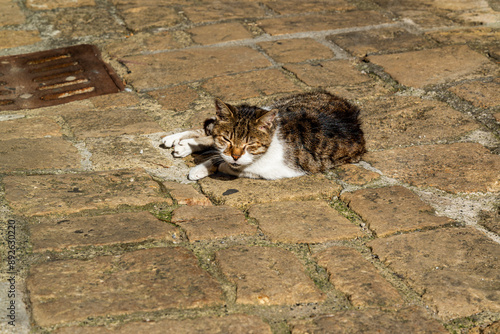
<box><xmin>231</xmin><ymin>153</ymin><xmax>241</xmax><ymax>161</ymax></box>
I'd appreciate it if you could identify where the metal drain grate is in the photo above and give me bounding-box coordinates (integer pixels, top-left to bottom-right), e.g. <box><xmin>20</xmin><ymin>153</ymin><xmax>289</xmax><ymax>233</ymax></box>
<box><xmin>0</xmin><ymin>44</ymin><xmax>124</xmax><ymax>111</ymax></box>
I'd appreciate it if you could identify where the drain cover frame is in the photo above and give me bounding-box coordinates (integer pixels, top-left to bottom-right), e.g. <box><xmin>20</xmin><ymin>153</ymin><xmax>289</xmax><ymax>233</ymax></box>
<box><xmin>0</xmin><ymin>44</ymin><xmax>125</xmax><ymax>111</ymax></box>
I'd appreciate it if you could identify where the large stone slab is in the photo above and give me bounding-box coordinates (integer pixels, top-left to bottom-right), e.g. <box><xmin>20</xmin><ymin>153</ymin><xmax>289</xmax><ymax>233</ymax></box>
<box><xmin>163</xmin><ymin>181</ymin><xmax>212</xmax><ymax>206</ymax></box>
<box><xmin>448</xmin><ymin>79</ymin><xmax>500</xmax><ymax>108</ymax></box>
<box><xmin>189</xmin><ymin>22</ymin><xmax>253</xmax><ymax>45</ymax></box>
<box><xmin>85</xmin><ymin>136</ymin><xmax>174</xmax><ymax>170</ymax></box>
<box><xmin>369</xmin><ymin>227</ymin><xmax>500</xmax><ymax>320</ymax></box>
<box><xmin>182</xmin><ymin>1</ymin><xmax>267</xmax><ymax>23</ymax></box>
<box><xmin>360</xmin><ymin>96</ymin><xmax>479</xmax><ymax>150</ymax></box>
<box><xmin>364</xmin><ymin>143</ymin><xmax>500</xmax><ymax>193</ymax></box>
<box><xmin>264</xmin><ymin>0</ymin><xmax>355</xmax><ymax>14</ymax></box>
<box><xmin>217</xmin><ymin>246</ymin><xmax>324</xmax><ymax>305</ymax></box>
<box><xmin>123</xmin><ymin>46</ymin><xmax>271</xmax><ymax>90</ymax></box>
<box><xmin>3</xmin><ymin>169</ymin><xmax>170</xmax><ymax>216</ymax></box>
<box><xmin>285</xmin><ymin>60</ymin><xmax>370</xmax><ymax>87</ymax></box>
<box><xmin>171</xmin><ymin>205</ymin><xmax>256</xmax><ymax>241</ymax></box>
<box><xmin>328</xmin><ymin>27</ymin><xmax>435</xmax><ymax>57</ymax></box>
<box><xmin>27</xmin><ymin>247</ymin><xmax>224</xmax><ymax>327</ymax></box>
<box><xmin>0</xmin><ymin>138</ymin><xmax>81</xmax><ymax>172</ymax></box>
<box><xmin>258</xmin><ymin>38</ymin><xmax>334</xmax><ymax>63</ymax></box>
<box><xmin>315</xmin><ymin>246</ymin><xmax>404</xmax><ymax>309</ymax></box>
<box><xmin>291</xmin><ymin>307</ymin><xmax>448</xmax><ymax>333</ymax></box>
<box><xmin>198</xmin><ymin>174</ymin><xmax>341</xmax><ymax>209</ymax></box>
<box><xmin>368</xmin><ymin>45</ymin><xmax>496</xmax><ymax>88</ymax></box>
<box><xmin>341</xmin><ymin>186</ymin><xmax>453</xmax><ymax>237</ymax></box>
<box><xmin>30</xmin><ymin>212</ymin><xmax>179</xmax><ymax>252</ymax></box>
<box><xmin>256</xmin><ymin>11</ymin><xmax>390</xmax><ymax>36</ymax></box>
<box><xmin>249</xmin><ymin>200</ymin><xmax>363</xmax><ymax>243</ymax></box>
<box><xmin>54</xmin><ymin>314</ymin><xmax>272</xmax><ymax>334</ymax></box>
<box><xmin>62</xmin><ymin>108</ymin><xmax>162</xmax><ymax>139</ymax></box>
<box><xmin>201</xmin><ymin>69</ymin><xmax>300</xmax><ymax>101</ymax></box>
<box><xmin>0</xmin><ymin>117</ymin><xmax>62</xmax><ymax>140</ymax></box>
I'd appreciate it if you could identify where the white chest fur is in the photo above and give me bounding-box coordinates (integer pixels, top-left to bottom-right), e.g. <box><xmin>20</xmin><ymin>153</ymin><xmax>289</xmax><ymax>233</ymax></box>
<box><xmin>241</xmin><ymin>130</ymin><xmax>305</xmax><ymax>180</ymax></box>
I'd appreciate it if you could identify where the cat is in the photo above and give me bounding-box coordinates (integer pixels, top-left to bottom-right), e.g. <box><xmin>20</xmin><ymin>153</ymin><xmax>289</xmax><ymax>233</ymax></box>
<box><xmin>161</xmin><ymin>91</ymin><xmax>365</xmax><ymax>181</ymax></box>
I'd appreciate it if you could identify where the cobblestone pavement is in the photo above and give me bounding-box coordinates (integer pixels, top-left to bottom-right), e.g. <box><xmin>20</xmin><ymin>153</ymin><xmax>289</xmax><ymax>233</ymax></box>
<box><xmin>0</xmin><ymin>0</ymin><xmax>499</xmax><ymax>333</ymax></box>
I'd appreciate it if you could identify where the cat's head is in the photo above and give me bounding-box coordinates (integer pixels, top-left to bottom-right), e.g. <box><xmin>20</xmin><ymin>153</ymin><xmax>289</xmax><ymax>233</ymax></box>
<box><xmin>211</xmin><ymin>99</ymin><xmax>277</xmax><ymax>170</ymax></box>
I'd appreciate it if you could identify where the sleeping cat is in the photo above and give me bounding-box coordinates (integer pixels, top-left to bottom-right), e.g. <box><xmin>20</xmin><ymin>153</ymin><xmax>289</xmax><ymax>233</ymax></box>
<box><xmin>161</xmin><ymin>91</ymin><xmax>365</xmax><ymax>181</ymax></box>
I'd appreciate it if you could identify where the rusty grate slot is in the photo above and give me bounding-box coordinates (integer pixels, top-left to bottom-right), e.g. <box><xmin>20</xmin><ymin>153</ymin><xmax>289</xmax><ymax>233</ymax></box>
<box><xmin>0</xmin><ymin>44</ymin><xmax>124</xmax><ymax>111</ymax></box>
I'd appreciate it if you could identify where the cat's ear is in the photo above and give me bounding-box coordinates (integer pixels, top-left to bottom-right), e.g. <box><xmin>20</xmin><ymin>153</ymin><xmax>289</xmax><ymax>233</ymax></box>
<box><xmin>214</xmin><ymin>98</ymin><xmax>234</xmax><ymax>121</ymax></box>
<box><xmin>256</xmin><ymin>109</ymin><xmax>277</xmax><ymax>131</ymax></box>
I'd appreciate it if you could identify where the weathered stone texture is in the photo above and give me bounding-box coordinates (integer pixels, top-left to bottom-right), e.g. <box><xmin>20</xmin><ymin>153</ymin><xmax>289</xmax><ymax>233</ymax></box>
<box><xmin>265</xmin><ymin>0</ymin><xmax>355</xmax><ymax>14</ymax></box>
<box><xmin>0</xmin><ymin>117</ymin><xmax>62</xmax><ymax>140</ymax></box>
<box><xmin>63</xmin><ymin>108</ymin><xmax>162</xmax><ymax>139</ymax></box>
<box><xmin>360</xmin><ymin>96</ymin><xmax>479</xmax><ymax>150</ymax></box>
<box><xmin>315</xmin><ymin>246</ymin><xmax>404</xmax><ymax>309</ymax></box>
<box><xmin>334</xmin><ymin>164</ymin><xmax>381</xmax><ymax>185</ymax></box>
<box><xmin>54</xmin><ymin>314</ymin><xmax>272</xmax><ymax>334</ymax></box>
<box><xmin>199</xmin><ymin>174</ymin><xmax>341</xmax><ymax>208</ymax></box>
<box><xmin>257</xmin><ymin>11</ymin><xmax>390</xmax><ymax>35</ymax></box>
<box><xmin>448</xmin><ymin>79</ymin><xmax>500</xmax><ymax>108</ymax></box>
<box><xmin>328</xmin><ymin>27</ymin><xmax>434</xmax><ymax>57</ymax></box>
<box><xmin>189</xmin><ymin>22</ymin><xmax>253</xmax><ymax>45</ymax></box>
<box><xmin>0</xmin><ymin>138</ymin><xmax>81</xmax><ymax>172</ymax></box>
<box><xmin>148</xmin><ymin>85</ymin><xmax>199</xmax><ymax>111</ymax></box>
<box><xmin>171</xmin><ymin>205</ymin><xmax>256</xmax><ymax>241</ymax></box>
<box><xmin>368</xmin><ymin>45</ymin><xmax>496</xmax><ymax>88</ymax></box>
<box><xmin>85</xmin><ymin>136</ymin><xmax>173</xmax><ymax>170</ymax></box>
<box><xmin>217</xmin><ymin>246</ymin><xmax>324</xmax><ymax>305</ymax></box>
<box><xmin>105</xmin><ymin>31</ymin><xmax>182</xmax><ymax>57</ymax></box>
<box><xmin>0</xmin><ymin>0</ymin><xmax>25</xmax><ymax>26</ymax></box>
<box><xmin>202</xmin><ymin>69</ymin><xmax>300</xmax><ymax>101</ymax></box>
<box><xmin>124</xmin><ymin>46</ymin><xmax>271</xmax><ymax>90</ymax></box>
<box><xmin>163</xmin><ymin>181</ymin><xmax>212</xmax><ymax>206</ymax></box>
<box><xmin>182</xmin><ymin>1</ymin><xmax>267</xmax><ymax>23</ymax></box>
<box><xmin>0</xmin><ymin>30</ymin><xmax>41</xmax><ymax>49</ymax></box>
<box><xmin>26</xmin><ymin>0</ymin><xmax>95</xmax><ymax>10</ymax></box>
<box><xmin>369</xmin><ymin>227</ymin><xmax>500</xmax><ymax>320</ymax></box>
<box><xmin>258</xmin><ymin>38</ymin><xmax>334</xmax><ymax>63</ymax></box>
<box><xmin>285</xmin><ymin>60</ymin><xmax>370</xmax><ymax>87</ymax></box>
<box><xmin>364</xmin><ymin>143</ymin><xmax>500</xmax><ymax>193</ymax></box>
<box><xmin>27</xmin><ymin>247</ymin><xmax>224</xmax><ymax>326</ymax></box>
<box><xmin>30</xmin><ymin>212</ymin><xmax>178</xmax><ymax>252</ymax></box>
<box><xmin>341</xmin><ymin>186</ymin><xmax>453</xmax><ymax>237</ymax></box>
<box><xmin>3</xmin><ymin>169</ymin><xmax>170</xmax><ymax>216</ymax></box>
<box><xmin>291</xmin><ymin>307</ymin><xmax>448</xmax><ymax>333</ymax></box>
<box><xmin>249</xmin><ymin>200</ymin><xmax>363</xmax><ymax>243</ymax></box>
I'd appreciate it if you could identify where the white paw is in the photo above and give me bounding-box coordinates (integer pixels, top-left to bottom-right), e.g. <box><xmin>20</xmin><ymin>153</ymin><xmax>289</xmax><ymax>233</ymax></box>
<box><xmin>161</xmin><ymin>133</ymin><xmax>184</xmax><ymax>148</ymax></box>
<box><xmin>188</xmin><ymin>164</ymin><xmax>211</xmax><ymax>180</ymax></box>
<box><xmin>172</xmin><ymin>140</ymin><xmax>193</xmax><ymax>158</ymax></box>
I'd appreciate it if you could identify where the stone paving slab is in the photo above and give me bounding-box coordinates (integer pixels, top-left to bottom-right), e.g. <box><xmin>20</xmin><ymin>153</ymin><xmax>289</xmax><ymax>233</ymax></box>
<box><xmin>2</xmin><ymin>0</ymin><xmax>500</xmax><ymax>332</ymax></box>
<box><xmin>364</xmin><ymin>143</ymin><xmax>500</xmax><ymax>194</ymax></box>
<box><xmin>341</xmin><ymin>186</ymin><xmax>453</xmax><ymax>237</ymax></box>
<box><xmin>199</xmin><ymin>174</ymin><xmax>341</xmax><ymax>208</ymax></box>
<box><xmin>30</xmin><ymin>212</ymin><xmax>179</xmax><ymax>252</ymax></box>
<box><xmin>0</xmin><ymin>138</ymin><xmax>81</xmax><ymax>172</ymax></box>
<box><xmin>216</xmin><ymin>246</ymin><xmax>325</xmax><ymax>305</ymax></box>
<box><xmin>327</xmin><ymin>26</ymin><xmax>436</xmax><ymax>57</ymax></box>
<box><xmin>171</xmin><ymin>205</ymin><xmax>256</xmax><ymax>241</ymax></box>
<box><xmin>27</xmin><ymin>247</ymin><xmax>224</xmax><ymax>327</ymax></box>
<box><xmin>123</xmin><ymin>46</ymin><xmax>271</xmax><ymax>90</ymax></box>
<box><xmin>62</xmin><ymin>108</ymin><xmax>163</xmax><ymax>139</ymax></box>
<box><xmin>3</xmin><ymin>169</ymin><xmax>170</xmax><ymax>216</ymax></box>
<box><xmin>249</xmin><ymin>200</ymin><xmax>363</xmax><ymax>243</ymax></box>
<box><xmin>315</xmin><ymin>246</ymin><xmax>404</xmax><ymax>309</ymax></box>
<box><xmin>0</xmin><ymin>117</ymin><xmax>62</xmax><ymax>140</ymax></box>
<box><xmin>368</xmin><ymin>45</ymin><xmax>497</xmax><ymax>88</ymax></box>
<box><xmin>369</xmin><ymin>227</ymin><xmax>500</xmax><ymax>320</ymax></box>
<box><xmin>256</xmin><ymin>11</ymin><xmax>391</xmax><ymax>35</ymax></box>
<box><xmin>360</xmin><ymin>96</ymin><xmax>479</xmax><ymax>150</ymax></box>
<box><xmin>53</xmin><ymin>314</ymin><xmax>272</xmax><ymax>334</ymax></box>
<box><xmin>290</xmin><ymin>307</ymin><xmax>448</xmax><ymax>333</ymax></box>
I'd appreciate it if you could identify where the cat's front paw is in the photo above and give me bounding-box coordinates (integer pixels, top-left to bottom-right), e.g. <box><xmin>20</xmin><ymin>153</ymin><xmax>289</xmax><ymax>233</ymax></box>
<box><xmin>172</xmin><ymin>140</ymin><xmax>194</xmax><ymax>158</ymax></box>
<box><xmin>161</xmin><ymin>133</ymin><xmax>184</xmax><ymax>148</ymax></box>
<box><xmin>188</xmin><ymin>164</ymin><xmax>210</xmax><ymax>180</ymax></box>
